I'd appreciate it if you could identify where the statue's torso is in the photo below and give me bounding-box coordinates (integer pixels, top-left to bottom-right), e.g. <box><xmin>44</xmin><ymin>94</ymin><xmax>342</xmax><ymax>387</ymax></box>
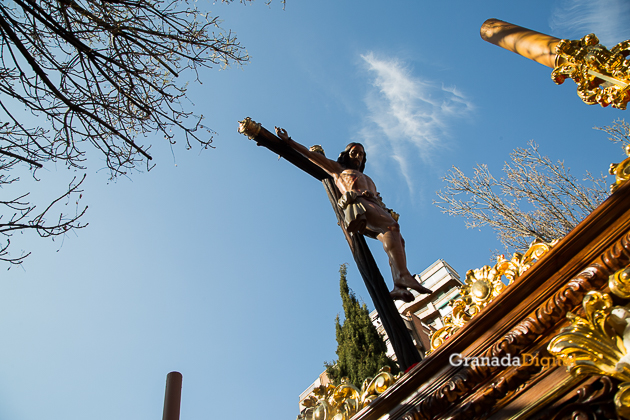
<box><xmin>335</xmin><ymin>169</ymin><xmax>377</xmax><ymax>196</ymax></box>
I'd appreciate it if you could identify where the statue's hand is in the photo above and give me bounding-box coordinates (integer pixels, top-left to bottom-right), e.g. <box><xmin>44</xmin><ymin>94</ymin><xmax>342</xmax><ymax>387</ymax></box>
<box><xmin>274</xmin><ymin>126</ymin><xmax>290</xmax><ymax>141</ymax></box>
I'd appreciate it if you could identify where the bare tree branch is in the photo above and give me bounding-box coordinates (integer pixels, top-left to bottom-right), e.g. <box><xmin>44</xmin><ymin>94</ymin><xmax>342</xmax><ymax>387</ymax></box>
<box><xmin>0</xmin><ymin>0</ymin><xmax>263</xmax><ymax>265</ymax></box>
<box><xmin>596</xmin><ymin>119</ymin><xmax>630</xmax><ymax>147</ymax></box>
<box><xmin>434</xmin><ymin>137</ymin><xmax>612</xmax><ymax>255</ymax></box>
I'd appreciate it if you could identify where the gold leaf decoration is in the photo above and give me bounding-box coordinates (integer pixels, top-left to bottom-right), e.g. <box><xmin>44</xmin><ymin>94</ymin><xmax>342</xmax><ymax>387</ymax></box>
<box><xmin>429</xmin><ymin>240</ymin><xmax>557</xmax><ymax>352</ymax></box>
<box><xmin>617</xmin><ymin>383</ymin><xmax>630</xmax><ymax>420</ymax></box>
<box><xmin>552</xmin><ymin>34</ymin><xmax>630</xmax><ymax>110</ymax></box>
<box><xmin>548</xmin><ymin>290</ymin><xmax>630</xmax><ymax>418</ymax></box>
<box><xmin>495</xmin><ymin>239</ymin><xmax>559</xmax><ymax>285</ymax></box>
<box><xmin>610</xmin><ymin>145</ymin><xmax>630</xmax><ymax>193</ymax></box>
<box><xmin>309</xmin><ymin>145</ymin><xmax>325</xmax><ymax>155</ymax></box>
<box><xmin>548</xmin><ymin>291</ymin><xmax>628</xmax><ymax>378</ymax></box>
<box><xmin>611</xmin><ymin>266</ymin><xmax>630</xmax><ymax>299</ymax></box>
<box><xmin>297</xmin><ymin>367</ymin><xmax>397</xmax><ymax>420</ymax></box>
<box><xmin>237</xmin><ymin>117</ymin><xmax>262</xmax><ymax>140</ymax></box>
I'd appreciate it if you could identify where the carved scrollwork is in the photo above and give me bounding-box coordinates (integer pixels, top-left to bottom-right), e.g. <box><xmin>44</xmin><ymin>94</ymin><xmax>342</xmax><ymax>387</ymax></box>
<box><xmin>297</xmin><ymin>367</ymin><xmax>397</xmax><ymax>420</ymax></box>
<box><xmin>403</xmin><ymin>233</ymin><xmax>630</xmax><ymax>420</ymax></box>
<box><xmin>548</xmin><ymin>290</ymin><xmax>630</xmax><ymax>418</ymax></box>
<box><xmin>496</xmin><ymin>239</ymin><xmax>560</xmax><ymax>285</ymax></box>
<box><xmin>610</xmin><ymin>266</ymin><xmax>630</xmax><ymax>299</ymax></box>
<box><xmin>237</xmin><ymin>117</ymin><xmax>262</xmax><ymax>140</ymax></box>
<box><xmin>610</xmin><ymin>145</ymin><xmax>630</xmax><ymax>194</ymax></box>
<box><xmin>429</xmin><ymin>240</ymin><xmax>557</xmax><ymax>352</ymax></box>
<box><xmin>552</xmin><ymin>34</ymin><xmax>630</xmax><ymax>109</ymax></box>
<box><xmin>548</xmin><ymin>291</ymin><xmax>629</xmax><ymax>378</ymax></box>
<box><xmin>538</xmin><ymin>376</ymin><xmax>619</xmax><ymax>420</ymax></box>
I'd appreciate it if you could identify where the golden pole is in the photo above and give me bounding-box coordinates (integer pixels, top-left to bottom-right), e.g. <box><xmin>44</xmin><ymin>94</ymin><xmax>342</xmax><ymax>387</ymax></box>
<box><xmin>480</xmin><ymin>18</ymin><xmax>562</xmax><ymax>68</ymax></box>
<box><xmin>480</xmin><ymin>18</ymin><xmax>630</xmax><ymax>110</ymax></box>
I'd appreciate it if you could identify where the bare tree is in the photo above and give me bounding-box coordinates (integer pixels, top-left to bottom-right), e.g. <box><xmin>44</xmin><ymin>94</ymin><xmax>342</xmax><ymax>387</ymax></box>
<box><xmin>435</xmin><ymin>139</ymin><xmax>611</xmax><ymax>254</ymax></box>
<box><xmin>596</xmin><ymin>119</ymin><xmax>630</xmax><ymax>148</ymax></box>
<box><xmin>0</xmin><ymin>0</ymin><xmax>252</xmax><ymax>265</ymax></box>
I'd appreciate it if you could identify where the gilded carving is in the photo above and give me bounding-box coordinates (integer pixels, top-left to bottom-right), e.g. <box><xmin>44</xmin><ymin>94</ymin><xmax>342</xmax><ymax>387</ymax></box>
<box><xmin>237</xmin><ymin>117</ymin><xmax>262</xmax><ymax>140</ymax></box>
<box><xmin>297</xmin><ymin>367</ymin><xmax>397</xmax><ymax>420</ymax></box>
<box><xmin>610</xmin><ymin>145</ymin><xmax>630</xmax><ymax>193</ymax></box>
<box><xmin>309</xmin><ymin>145</ymin><xmax>325</xmax><ymax>155</ymax></box>
<box><xmin>610</xmin><ymin>266</ymin><xmax>630</xmax><ymax>299</ymax></box>
<box><xmin>548</xmin><ymin>291</ymin><xmax>628</xmax><ymax>377</ymax></box>
<box><xmin>548</xmin><ymin>290</ymin><xmax>630</xmax><ymax>418</ymax></box>
<box><xmin>541</xmin><ymin>376</ymin><xmax>618</xmax><ymax>420</ymax></box>
<box><xmin>429</xmin><ymin>240</ymin><xmax>557</xmax><ymax>352</ymax></box>
<box><xmin>404</xmin><ymin>233</ymin><xmax>630</xmax><ymax>420</ymax></box>
<box><xmin>496</xmin><ymin>239</ymin><xmax>560</xmax><ymax>285</ymax></box>
<box><xmin>552</xmin><ymin>34</ymin><xmax>630</xmax><ymax>110</ymax></box>
<box><xmin>617</xmin><ymin>382</ymin><xmax>630</xmax><ymax>419</ymax></box>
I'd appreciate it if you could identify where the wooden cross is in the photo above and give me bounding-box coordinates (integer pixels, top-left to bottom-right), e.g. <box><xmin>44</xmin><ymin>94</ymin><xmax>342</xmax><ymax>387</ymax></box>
<box><xmin>238</xmin><ymin>118</ymin><xmax>422</xmax><ymax>370</ymax></box>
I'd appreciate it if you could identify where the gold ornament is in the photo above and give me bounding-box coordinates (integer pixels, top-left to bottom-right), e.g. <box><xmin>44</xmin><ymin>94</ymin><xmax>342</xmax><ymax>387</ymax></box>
<box><xmin>429</xmin><ymin>240</ymin><xmax>557</xmax><ymax>352</ymax></box>
<box><xmin>552</xmin><ymin>34</ymin><xmax>630</xmax><ymax>110</ymax></box>
<box><xmin>297</xmin><ymin>367</ymin><xmax>398</xmax><ymax>420</ymax></box>
<box><xmin>237</xmin><ymin>117</ymin><xmax>262</xmax><ymax>139</ymax></box>
<box><xmin>610</xmin><ymin>144</ymin><xmax>630</xmax><ymax>193</ymax></box>
<box><xmin>309</xmin><ymin>145</ymin><xmax>325</xmax><ymax>155</ymax></box>
<box><xmin>548</xmin><ymin>290</ymin><xmax>630</xmax><ymax>418</ymax></box>
<box><xmin>495</xmin><ymin>239</ymin><xmax>559</xmax><ymax>285</ymax></box>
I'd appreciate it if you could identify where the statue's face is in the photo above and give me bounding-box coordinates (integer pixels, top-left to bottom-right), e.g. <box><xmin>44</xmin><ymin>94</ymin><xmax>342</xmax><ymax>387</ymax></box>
<box><xmin>348</xmin><ymin>145</ymin><xmax>365</xmax><ymax>170</ymax></box>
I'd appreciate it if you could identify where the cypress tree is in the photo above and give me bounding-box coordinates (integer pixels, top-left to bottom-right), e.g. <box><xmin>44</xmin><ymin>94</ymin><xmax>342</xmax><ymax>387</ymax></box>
<box><xmin>325</xmin><ymin>264</ymin><xmax>399</xmax><ymax>388</ymax></box>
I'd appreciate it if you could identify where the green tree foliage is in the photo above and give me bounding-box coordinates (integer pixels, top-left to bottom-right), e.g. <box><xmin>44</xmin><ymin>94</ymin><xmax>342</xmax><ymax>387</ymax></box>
<box><xmin>325</xmin><ymin>264</ymin><xmax>399</xmax><ymax>388</ymax></box>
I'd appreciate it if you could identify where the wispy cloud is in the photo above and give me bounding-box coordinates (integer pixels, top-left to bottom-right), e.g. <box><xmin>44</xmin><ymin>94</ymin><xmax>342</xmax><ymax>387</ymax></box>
<box><xmin>550</xmin><ymin>0</ymin><xmax>630</xmax><ymax>46</ymax></box>
<box><xmin>359</xmin><ymin>52</ymin><xmax>473</xmax><ymax>194</ymax></box>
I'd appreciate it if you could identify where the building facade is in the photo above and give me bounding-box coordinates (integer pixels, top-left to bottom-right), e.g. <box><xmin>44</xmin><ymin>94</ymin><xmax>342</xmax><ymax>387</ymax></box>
<box><xmin>370</xmin><ymin>259</ymin><xmax>462</xmax><ymax>359</ymax></box>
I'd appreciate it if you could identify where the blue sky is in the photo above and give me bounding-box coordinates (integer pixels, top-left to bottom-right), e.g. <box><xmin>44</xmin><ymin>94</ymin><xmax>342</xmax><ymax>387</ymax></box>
<box><xmin>1</xmin><ymin>1</ymin><xmax>630</xmax><ymax>419</ymax></box>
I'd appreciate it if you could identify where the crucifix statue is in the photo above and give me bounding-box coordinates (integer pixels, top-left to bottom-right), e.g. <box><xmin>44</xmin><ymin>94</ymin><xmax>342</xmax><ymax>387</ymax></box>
<box><xmin>275</xmin><ymin>127</ymin><xmax>432</xmax><ymax>302</ymax></box>
<box><xmin>239</xmin><ymin>118</ymin><xmax>426</xmax><ymax>370</ymax></box>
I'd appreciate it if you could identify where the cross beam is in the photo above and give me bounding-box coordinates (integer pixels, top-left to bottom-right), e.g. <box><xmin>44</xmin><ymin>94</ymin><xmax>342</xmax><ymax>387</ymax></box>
<box><xmin>238</xmin><ymin>118</ymin><xmax>421</xmax><ymax>370</ymax></box>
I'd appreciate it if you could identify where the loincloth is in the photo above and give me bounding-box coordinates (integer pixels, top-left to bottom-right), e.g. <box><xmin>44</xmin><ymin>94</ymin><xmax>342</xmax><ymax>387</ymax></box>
<box><xmin>337</xmin><ymin>191</ymin><xmax>374</xmax><ymax>233</ymax></box>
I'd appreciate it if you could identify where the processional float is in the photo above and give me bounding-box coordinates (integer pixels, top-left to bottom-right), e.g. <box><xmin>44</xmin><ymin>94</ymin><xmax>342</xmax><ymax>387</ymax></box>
<box><xmin>242</xmin><ymin>18</ymin><xmax>630</xmax><ymax>420</ymax></box>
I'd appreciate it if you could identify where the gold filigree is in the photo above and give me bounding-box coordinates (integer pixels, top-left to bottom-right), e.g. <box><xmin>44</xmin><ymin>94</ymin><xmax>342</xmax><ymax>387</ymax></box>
<box><xmin>297</xmin><ymin>367</ymin><xmax>397</xmax><ymax>420</ymax></box>
<box><xmin>548</xmin><ymin>291</ymin><xmax>630</xmax><ymax>418</ymax></box>
<box><xmin>495</xmin><ymin>239</ymin><xmax>559</xmax><ymax>285</ymax></box>
<box><xmin>610</xmin><ymin>145</ymin><xmax>630</xmax><ymax>193</ymax></box>
<box><xmin>429</xmin><ymin>298</ymin><xmax>473</xmax><ymax>351</ymax></box>
<box><xmin>618</xmin><ymin>383</ymin><xmax>630</xmax><ymax>420</ymax></box>
<box><xmin>409</xmin><ymin>233</ymin><xmax>630</xmax><ymax>420</ymax></box>
<box><xmin>429</xmin><ymin>240</ymin><xmax>557</xmax><ymax>352</ymax></box>
<box><xmin>237</xmin><ymin>117</ymin><xmax>262</xmax><ymax>140</ymax></box>
<box><xmin>552</xmin><ymin>34</ymin><xmax>630</xmax><ymax>110</ymax></box>
<box><xmin>309</xmin><ymin>145</ymin><xmax>325</xmax><ymax>155</ymax></box>
<box><xmin>464</xmin><ymin>265</ymin><xmax>507</xmax><ymax>306</ymax></box>
<box><xmin>611</xmin><ymin>266</ymin><xmax>630</xmax><ymax>299</ymax></box>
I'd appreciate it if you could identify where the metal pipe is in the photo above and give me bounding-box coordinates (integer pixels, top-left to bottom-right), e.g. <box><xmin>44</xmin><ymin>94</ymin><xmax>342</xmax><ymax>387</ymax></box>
<box><xmin>480</xmin><ymin>18</ymin><xmax>562</xmax><ymax>68</ymax></box>
<box><xmin>162</xmin><ymin>372</ymin><xmax>183</xmax><ymax>420</ymax></box>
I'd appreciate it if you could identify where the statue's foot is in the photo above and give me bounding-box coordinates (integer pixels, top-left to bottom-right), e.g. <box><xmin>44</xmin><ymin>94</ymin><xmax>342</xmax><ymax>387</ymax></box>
<box><xmin>390</xmin><ymin>287</ymin><xmax>414</xmax><ymax>303</ymax></box>
<box><xmin>396</xmin><ymin>275</ymin><xmax>433</xmax><ymax>295</ymax></box>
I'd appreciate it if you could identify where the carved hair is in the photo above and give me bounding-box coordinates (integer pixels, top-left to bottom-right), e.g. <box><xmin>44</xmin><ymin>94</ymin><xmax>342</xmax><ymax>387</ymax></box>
<box><xmin>337</xmin><ymin>143</ymin><xmax>366</xmax><ymax>172</ymax></box>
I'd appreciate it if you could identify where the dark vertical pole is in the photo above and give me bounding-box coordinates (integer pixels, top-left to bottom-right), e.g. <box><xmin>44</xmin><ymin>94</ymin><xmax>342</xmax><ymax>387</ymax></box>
<box><xmin>322</xmin><ymin>179</ymin><xmax>421</xmax><ymax>370</ymax></box>
<box><xmin>162</xmin><ymin>371</ymin><xmax>183</xmax><ymax>420</ymax></box>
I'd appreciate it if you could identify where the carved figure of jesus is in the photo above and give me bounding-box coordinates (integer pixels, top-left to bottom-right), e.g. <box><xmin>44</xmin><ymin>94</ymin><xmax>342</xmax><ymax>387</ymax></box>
<box><xmin>275</xmin><ymin>127</ymin><xmax>432</xmax><ymax>302</ymax></box>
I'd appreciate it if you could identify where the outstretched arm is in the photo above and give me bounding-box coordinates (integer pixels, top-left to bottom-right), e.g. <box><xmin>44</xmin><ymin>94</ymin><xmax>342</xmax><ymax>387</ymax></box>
<box><xmin>275</xmin><ymin>127</ymin><xmax>342</xmax><ymax>176</ymax></box>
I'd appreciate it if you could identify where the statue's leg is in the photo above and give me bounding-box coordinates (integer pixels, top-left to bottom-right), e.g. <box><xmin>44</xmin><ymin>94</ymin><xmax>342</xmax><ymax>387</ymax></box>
<box><xmin>361</xmin><ymin>200</ymin><xmax>432</xmax><ymax>300</ymax></box>
<box><xmin>378</xmin><ymin>226</ymin><xmax>432</xmax><ymax>295</ymax></box>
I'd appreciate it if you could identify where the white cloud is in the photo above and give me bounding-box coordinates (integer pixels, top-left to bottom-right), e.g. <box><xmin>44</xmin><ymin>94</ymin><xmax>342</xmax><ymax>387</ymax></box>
<box><xmin>359</xmin><ymin>52</ymin><xmax>473</xmax><ymax>194</ymax></box>
<box><xmin>550</xmin><ymin>0</ymin><xmax>630</xmax><ymax>46</ymax></box>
